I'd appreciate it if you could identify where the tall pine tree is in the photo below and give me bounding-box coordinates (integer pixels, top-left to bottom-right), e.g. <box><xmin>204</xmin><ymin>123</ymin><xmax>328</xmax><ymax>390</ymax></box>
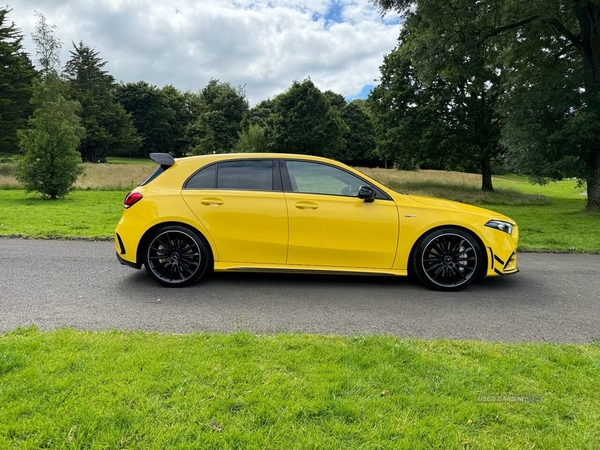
<box><xmin>0</xmin><ymin>8</ymin><xmax>36</xmax><ymax>155</ymax></box>
<box><xmin>64</xmin><ymin>42</ymin><xmax>140</xmax><ymax>162</ymax></box>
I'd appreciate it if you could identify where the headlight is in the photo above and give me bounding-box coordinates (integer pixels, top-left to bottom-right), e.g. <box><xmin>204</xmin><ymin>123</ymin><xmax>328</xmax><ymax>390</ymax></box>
<box><xmin>485</xmin><ymin>220</ymin><xmax>513</xmax><ymax>235</ymax></box>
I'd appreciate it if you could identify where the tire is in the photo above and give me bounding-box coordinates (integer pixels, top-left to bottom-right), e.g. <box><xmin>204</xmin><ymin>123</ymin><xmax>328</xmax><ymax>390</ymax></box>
<box><xmin>412</xmin><ymin>228</ymin><xmax>483</xmax><ymax>291</ymax></box>
<box><xmin>143</xmin><ymin>225</ymin><xmax>210</xmax><ymax>287</ymax></box>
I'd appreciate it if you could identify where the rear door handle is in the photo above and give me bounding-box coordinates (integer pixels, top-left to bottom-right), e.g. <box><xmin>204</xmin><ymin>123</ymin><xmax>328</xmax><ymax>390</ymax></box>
<box><xmin>201</xmin><ymin>197</ymin><xmax>224</xmax><ymax>206</ymax></box>
<box><xmin>295</xmin><ymin>201</ymin><xmax>319</xmax><ymax>210</ymax></box>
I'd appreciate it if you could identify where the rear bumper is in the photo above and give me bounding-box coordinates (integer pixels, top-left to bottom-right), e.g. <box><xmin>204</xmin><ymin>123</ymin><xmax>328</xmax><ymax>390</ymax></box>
<box><xmin>116</xmin><ymin>251</ymin><xmax>142</xmax><ymax>269</ymax></box>
<box><xmin>115</xmin><ymin>232</ymin><xmax>141</xmax><ymax>269</ymax></box>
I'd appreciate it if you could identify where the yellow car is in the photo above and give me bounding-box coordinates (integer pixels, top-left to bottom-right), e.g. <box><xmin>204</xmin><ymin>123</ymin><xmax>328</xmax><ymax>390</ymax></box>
<box><xmin>115</xmin><ymin>153</ymin><xmax>518</xmax><ymax>291</ymax></box>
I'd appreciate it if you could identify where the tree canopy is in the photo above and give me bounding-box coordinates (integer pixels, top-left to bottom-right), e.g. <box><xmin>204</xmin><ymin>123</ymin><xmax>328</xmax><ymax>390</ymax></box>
<box><xmin>269</xmin><ymin>79</ymin><xmax>347</xmax><ymax>158</ymax></box>
<box><xmin>0</xmin><ymin>8</ymin><xmax>36</xmax><ymax>155</ymax></box>
<box><xmin>116</xmin><ymin>82</ymin><xmax>176</xmax><ymax>157</ymax></box>
<box><xmin>17</xmin><ymin>14</ymin><xmax>83</xmax><ymax>199</ymax></box>
<box><xmin>64</xmin><ymin>42</ymin><xmax>140</xmax><ymax>162</ymax></box>
<box><xmin>186</xmin><ymin>80</ymin><xmax>248</xmax><ymax>155</ymax></box>
<box><xmin>372</xmin><ymin>0</ymin><xmax>600</xmax><ymax>209</ymax></box>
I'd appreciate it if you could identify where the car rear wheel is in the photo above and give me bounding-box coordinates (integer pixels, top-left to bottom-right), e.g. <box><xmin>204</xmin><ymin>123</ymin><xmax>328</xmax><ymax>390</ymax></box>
<box><xmin>143</xmin><ymin>225</ymin><xmax>210</xmax><ymax>287</ymax></box>
<box><xmin>413</xmin><ymin>228</ymin><xmax>483</xmax><ymax>291</ymax></box>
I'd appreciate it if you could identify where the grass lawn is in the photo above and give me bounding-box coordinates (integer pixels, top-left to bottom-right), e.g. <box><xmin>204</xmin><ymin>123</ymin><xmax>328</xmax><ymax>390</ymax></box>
<box><xmin>1</xmin><ymin>328</ymin><xmax>599</xmax><ymax>449</ymax></box>
<box><xmin>0</xmin><ymin>190</ymin><xmax>124</xmax><ymax>239</ymax></box>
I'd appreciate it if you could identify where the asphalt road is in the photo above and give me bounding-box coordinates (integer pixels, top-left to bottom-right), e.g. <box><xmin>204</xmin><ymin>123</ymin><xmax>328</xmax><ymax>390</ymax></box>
<box><xmin>1</xmin><ymin>238</ymin><xmax>599</xmax><ymax>343</ymax></box>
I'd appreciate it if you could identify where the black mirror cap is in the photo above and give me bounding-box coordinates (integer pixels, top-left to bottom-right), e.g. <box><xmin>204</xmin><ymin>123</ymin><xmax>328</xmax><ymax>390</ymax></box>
<box><xmin>358</xmin><ymin>185</ymin><xmax>376</xmax><ymax>202</ymax></box>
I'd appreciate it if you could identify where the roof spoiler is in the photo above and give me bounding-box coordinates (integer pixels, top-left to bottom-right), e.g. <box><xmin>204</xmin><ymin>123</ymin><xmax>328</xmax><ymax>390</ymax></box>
<box><xmin>149</xmin><ymin>153</ymin><xmax>175</xmax><ymax>169</ymax></box>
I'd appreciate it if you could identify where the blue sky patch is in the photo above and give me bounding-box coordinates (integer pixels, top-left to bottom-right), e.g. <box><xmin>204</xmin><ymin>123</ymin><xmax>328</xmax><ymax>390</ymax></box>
<box><xmin>312</xmin><ymin>1</ymin><xmax>344</xmax><ymax>27</ymax></box>
<box><xmin>324</xmin><ymin>1</ymin><xmax>344</xmax><ymax>24</ymax></box>
<box><xmin>347</xmin><ymin>84</ymin><xmax>376</xmax><ymax>102</ymax></box>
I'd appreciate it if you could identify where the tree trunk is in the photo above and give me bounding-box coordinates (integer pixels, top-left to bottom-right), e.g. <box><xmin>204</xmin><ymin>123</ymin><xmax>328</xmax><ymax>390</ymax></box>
<box><xmin>587</xmin><ymin>149</ymin><xmax>600</xmax><ymax>211</ymax></box>
<box><xmin>574</xmin><ymin>3</ymin><xmax>600</xmax><ymax>211</ymax></box>
<box><xmin>481</xmin><ymin>158</ymin><xmax>494</xmax><ymax>192</ymax></box>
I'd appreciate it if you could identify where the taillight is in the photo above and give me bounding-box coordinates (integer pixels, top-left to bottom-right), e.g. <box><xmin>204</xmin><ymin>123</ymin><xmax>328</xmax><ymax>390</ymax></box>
<box><xmin>124</xmin><ymin>192</ymin><xmax>143</xmax><ymax>209</ymax></box>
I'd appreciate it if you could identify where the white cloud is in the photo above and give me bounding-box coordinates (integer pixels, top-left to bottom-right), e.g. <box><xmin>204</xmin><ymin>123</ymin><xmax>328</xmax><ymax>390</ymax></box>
<box><xmin>8</xmin><ymin>0</ymin><xmax>399</xmax><ymax>105</ymax></box>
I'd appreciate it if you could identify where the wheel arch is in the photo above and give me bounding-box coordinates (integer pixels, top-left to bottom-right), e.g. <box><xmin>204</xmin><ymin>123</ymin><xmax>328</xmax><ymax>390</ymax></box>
<box><xmin>137</xmin><ymin>221</ymin><xmax>215</xmax><ymax>269</ymax></box>
<box><xmin>407</xmin><ymin>224</ymin><xmax>489</xmax><ymax>278</ymax></box>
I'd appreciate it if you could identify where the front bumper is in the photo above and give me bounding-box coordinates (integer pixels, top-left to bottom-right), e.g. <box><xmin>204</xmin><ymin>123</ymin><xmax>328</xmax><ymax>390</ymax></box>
<box><xmin>487</xmin><ymin>248</ymin><xmax>519</xmax><ymax>276</ymax></box>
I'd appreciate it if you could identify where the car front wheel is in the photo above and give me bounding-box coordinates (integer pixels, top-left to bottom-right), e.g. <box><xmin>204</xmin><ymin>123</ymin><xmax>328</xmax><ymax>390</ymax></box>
<box><xmin>413</xmin><ymin>228</ymin><xmax>483</xmax><ymax>291</ymax></box>
<box><xmin>143</xmin><ymin>225</ymin><xmax>210</xmax><ymax>287</ymax></box>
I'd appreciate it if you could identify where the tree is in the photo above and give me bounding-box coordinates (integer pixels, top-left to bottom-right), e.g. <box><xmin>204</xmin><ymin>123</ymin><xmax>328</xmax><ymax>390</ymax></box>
<box><xmin>369</xmin><ymin>38</ymin><xmax>493</xmax><ymax>173</ymax></box>
<box><xmin>186</xmin><ymin>111</ymin><xmax>232</xmax><ymax>155</ymax></box>
<box><xmin>235</xmin><ymin>123</ymin><xmax>269</xmax><ymax>153</ymax></box>
<box><xmin>269</xmin><ymin>79</ymin><xmax>347</xmax><ymax>157</ymax></box>
<box><xmin>116</xmin><ymin>82</ymin><xmax>175</xmax><ymax>157</ymax></box>
<box><xmin>186</xmin><ymin>79</ymin><xmax>248</xmax><ymax>155</ymax></box>
<box><xmin>323</xmin><ymin>90</ymin><xmax>347</xmax><ymax>110</ymax></box>
<box><xmin>16</xmin><ymin>81</ymin><xmax>84</xmax><ymax>199</ymax></box>
<box><xmin>339</xmin><ymin>100</ymin><xmax>379</xmax><ymax>166</ymax></box>
<box><xmin>0</xmin><ymin>8</ymin><xmax>36</xmax><ymax>155</ymax></box>
<box><xmin>31</xmin><ymin>11</ymin><xmax>61</xmax><ymax>80</ymax></box>
<box><xmin>501</xmin><ymin>1</ymin><xmax>600</xmax><ymax>211</ymax></box>
<box><xmin>16</xmin><ymin>13</ymin><xmax>83</xmax><ymax>199</ymax></box>
<box><xmin>373</xmin><ymin>0</ymin><xmax>600</xmax><ymax>209</ymax></box>
<box><xmin>162</xmin><ymin>86</ymin><xmax>206</xmax><ymax>156</ymax></box>
<box><xmin>371</xmin><ymin>0</ymin><xmax>525</xmax><ymax>191</ymax></box>
<box><xmin>246</xmin><ymin>99</ymin><xmax>276</xmax><ymax>129</ymax></box>
<box><xmin>368</xmin><ymin>51</ymin><xmax>429</xmax><ymax>170</ymax></box>
<box><xmin>64</xmin><ymin>41</ymin><xmax>140</xmax><ymax>162</ymax></box>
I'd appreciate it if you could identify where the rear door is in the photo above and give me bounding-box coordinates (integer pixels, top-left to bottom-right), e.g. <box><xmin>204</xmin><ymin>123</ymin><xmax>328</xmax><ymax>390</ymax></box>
<box><xmin>181</xmin><ymin>159</ymin><xmax>288</xmax><ymax>264</ymax></box>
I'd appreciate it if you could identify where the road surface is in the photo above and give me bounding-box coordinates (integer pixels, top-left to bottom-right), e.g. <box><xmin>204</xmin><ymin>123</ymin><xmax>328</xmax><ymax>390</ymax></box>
<box><xmin>1</xmin><ymin>238</ymin><xmax>598</xmax><ymax>343</ymax></box>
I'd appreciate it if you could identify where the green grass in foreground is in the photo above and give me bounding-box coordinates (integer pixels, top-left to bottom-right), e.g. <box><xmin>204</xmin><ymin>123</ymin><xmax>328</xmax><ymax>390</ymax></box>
<box><xmin>1</xmin><ymin>328</ymin><xmax>599</xmax><ymax>449</ymax></box>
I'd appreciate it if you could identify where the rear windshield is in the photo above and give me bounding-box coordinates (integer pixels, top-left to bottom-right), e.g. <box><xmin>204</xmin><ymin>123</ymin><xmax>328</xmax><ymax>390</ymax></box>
<box><xmin>139</xmin><ymin>166</ymin><xmax>166</xmax><ymax>186</ymax></box>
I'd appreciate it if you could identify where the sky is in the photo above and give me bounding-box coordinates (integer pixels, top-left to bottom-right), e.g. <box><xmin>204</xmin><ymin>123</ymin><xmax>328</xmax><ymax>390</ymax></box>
<box><xmin>7</xmin><ymin>0</ymin><xmax>400</xmax><ymax>106</ymax></box>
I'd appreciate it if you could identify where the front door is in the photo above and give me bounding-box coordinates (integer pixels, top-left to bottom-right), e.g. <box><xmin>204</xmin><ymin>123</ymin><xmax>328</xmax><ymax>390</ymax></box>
<box><xmin>283</xmin><ymin>160</ymin><xmax>399</xmax><ymax>269</ymax></box>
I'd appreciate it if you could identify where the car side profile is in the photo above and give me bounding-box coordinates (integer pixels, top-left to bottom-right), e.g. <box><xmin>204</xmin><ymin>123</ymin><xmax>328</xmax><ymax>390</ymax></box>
<box><xmin>115</xmin><ymin>153</ymin><xmax>518</xmax><ymax>291</ymax></box>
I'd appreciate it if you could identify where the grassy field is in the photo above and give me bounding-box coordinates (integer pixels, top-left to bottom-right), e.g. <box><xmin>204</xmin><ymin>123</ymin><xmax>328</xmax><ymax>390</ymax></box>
<box><xmin>0</xmin><ymin>162</ymin><xmax>154</xmax><ymax>191</ymax></box>
<box><xmin>1</xmin><ymin>327</ymin><xmax>599</xmax><ymax>449</ymax></box>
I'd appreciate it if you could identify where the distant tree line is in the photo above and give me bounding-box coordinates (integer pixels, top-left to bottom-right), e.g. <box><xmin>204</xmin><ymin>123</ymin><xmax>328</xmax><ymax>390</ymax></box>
<box><xmin>1</xmin><ymin>7</ymin><xmax>380</xmax><ymax>173</ymax></box>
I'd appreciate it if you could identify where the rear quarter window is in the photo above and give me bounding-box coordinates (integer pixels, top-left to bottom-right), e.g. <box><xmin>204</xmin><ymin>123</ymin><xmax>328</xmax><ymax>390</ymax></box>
<box><xmin>185</xmin><ymin>164</ymin><xmax>216</xmax><ymax>189</ymax></box>
<box><xmin>139</xmin><ymin>167</ymin><xmax>166</xmax><ymax>186</ymax></box>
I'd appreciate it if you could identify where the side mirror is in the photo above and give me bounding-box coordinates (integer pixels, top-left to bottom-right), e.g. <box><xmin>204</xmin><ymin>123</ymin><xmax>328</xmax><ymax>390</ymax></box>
<box><xmin>358</xmin><ymin>185</ymin><xmax>376</xmax><ymax>203</ymax></box>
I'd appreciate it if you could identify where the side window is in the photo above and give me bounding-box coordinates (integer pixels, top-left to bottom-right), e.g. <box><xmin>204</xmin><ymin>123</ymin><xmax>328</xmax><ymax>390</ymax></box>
<box><xmin>217</xmin><ymin>160</ymin><xmax>274</xmax><ymax>191</ymax></box>
<box><xmin>185</xmin><ymin>164</ymin><xmax>216</xmax><ymax>189</ymax></box>
<box><xmin>285</xmin><ymin>161</ymin><xmax>367</xmax><ymax>197</ymax></box>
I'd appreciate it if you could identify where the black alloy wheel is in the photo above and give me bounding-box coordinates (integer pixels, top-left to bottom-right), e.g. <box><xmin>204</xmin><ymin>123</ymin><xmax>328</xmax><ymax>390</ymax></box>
<box><xmin>413</xmin><ymin>228</ymin><xmax>483</xmax><ymax>291</ymax></box>
<box><xmin>144</xmin><ymin>226</ymin><xmax>210</xmax><ymax>287</ymax></box>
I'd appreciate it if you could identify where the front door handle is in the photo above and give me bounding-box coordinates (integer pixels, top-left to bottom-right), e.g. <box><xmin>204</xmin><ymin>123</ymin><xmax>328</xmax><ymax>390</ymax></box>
<box><xmin>295</xmin><ymin>201</ymin><xmax>319</xmax><ymax>210</ymax></box>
